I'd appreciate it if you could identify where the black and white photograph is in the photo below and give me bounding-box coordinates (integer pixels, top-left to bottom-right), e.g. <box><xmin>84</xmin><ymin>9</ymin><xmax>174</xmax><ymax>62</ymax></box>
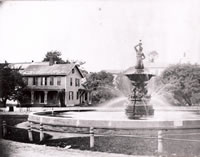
<box><xmin>1</xmin><ymin>0</ymin><xmax>200</xmax><ymax>156</ymax></box>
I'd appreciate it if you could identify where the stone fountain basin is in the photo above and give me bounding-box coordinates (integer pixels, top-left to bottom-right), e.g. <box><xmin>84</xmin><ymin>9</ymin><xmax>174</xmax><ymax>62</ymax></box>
<box><xmin>28</xmin><ymin>109</ymin><xmax>200</xmax><ymax>130</ymax></box>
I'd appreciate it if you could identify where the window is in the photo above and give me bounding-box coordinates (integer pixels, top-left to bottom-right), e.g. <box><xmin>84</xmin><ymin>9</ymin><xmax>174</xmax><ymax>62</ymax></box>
<box><xmin>41</xmin><ymin>77</ymin><xmax>47</xmax><ymax>86</ymax></box>
<box><xmin>33</xmin><ymin>77</ymin><xmax>38</xmax><ymax>85</ymax></box>
<box><xmin>57</xmin><ymin>77</ymin><xmax>61</xmax><ymax>85</ymax></box>
<box><xmin>70</xmin><ymin>78</ymin><xmax>73</xmax><ymax>86</ymax></box>
<box><xmin>33</xmin><ymin>77</ymin><xmax>35</xmax><ymax>85</ymax></box>
<box><xmin>45</xmin><ymin>77</ymin><xmax>47</xmax><ymax>85</ymax></box>
<box><xmin>50</xmin><ymin>77</ymin><xmax>54</xmax><ymax>85</ymax></box>
<box><xmin>69</xmin><ymin>91</ymin><xmax>74</xmax><ymax>100</ymax></box>
<box><xmin>72</xmin><ymin>68</ymin><xmax>75</xmax><ymax>74</ymax></box>
<box><xmin>75</xmin><ymin>78</ymin><xmax>80</xmax><ymax>87</ymax></box>
<box><xmin>41</xmin><ymin>77</ymin><xmax>43</xmax><ymax>86</ymax></box>
<box><xmin>76</xmin><ymin>91</ymin><xmax>79</xmax><ymax>100</ymax></box>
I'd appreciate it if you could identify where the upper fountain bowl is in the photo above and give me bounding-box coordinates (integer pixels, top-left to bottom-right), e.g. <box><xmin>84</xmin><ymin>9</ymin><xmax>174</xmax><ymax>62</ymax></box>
<box><xmin>124</xmin><ymin>66</ymin><xmax>154</xmax><ymax>82</ymax></box>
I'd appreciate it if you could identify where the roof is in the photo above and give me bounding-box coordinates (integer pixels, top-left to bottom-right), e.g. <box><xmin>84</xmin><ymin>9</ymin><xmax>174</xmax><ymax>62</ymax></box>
<box><xmin>9</xmin><ymin>62</ymin><xmax>49</xmax><ymax>70</ymax></box>
<box><xmin>21</xmin><ymin>63</ymin><xmax>84</xmax><ymax>77</ymax></box>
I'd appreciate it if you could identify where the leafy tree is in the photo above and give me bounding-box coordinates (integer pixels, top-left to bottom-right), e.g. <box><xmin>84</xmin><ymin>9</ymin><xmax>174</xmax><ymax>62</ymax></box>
<box><xmin>156</xmin><ymin>64</ymin><xmax>200</xmax><ymax>106</ymax></box>
<box><xmin>84</xmin><ymin>71</ymin><xmax>114</xmax><ymax>90</ymax></box>
<box><xmin>43</xmin><ymin>51</ymin><xmax>86</xmax><ymax>67</ymax></box>
<box><xmin>0</xmin><ymin>63</ymin><xmax>26</xmax><ymax>106</ymax></box>
<box><xmin>84</xmin><ymin>71</ymin><xmax>119</xmax><ymax>104</ymax></box>
<box><xmin>43</xmin><ymin>51</ymin><xmax>65</xmax><ymax>64</ymax></box>
<box><xmin>80</xmin><ymin>69</ymin><xmax>89</xmax><ymax>77</ymax></box>
<box><xmin>147</xmin><ymin>51</ymin><xmax>158</xmax><ymax>63</ymax></box>
<box><xmin>115</xmin><ymin>74</ymin><xmax>132</xmax><ymax>96</ymax></box>
<box><xmin>70</xmin><ymin>60</ymin><xmax>86</xmax><ymax>67</ymax></box>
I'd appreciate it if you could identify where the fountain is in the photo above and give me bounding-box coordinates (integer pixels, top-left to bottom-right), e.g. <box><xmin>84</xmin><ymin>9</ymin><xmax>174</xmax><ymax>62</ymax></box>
<box><xmin>27</xmin><ymin>41</ymin><xmax>200</xmax><ymax>156</ymax></box>
<box><xmin>124</xmin><ymin>40</ymin><xmax>154</xmax><ymax>119</ymax></box>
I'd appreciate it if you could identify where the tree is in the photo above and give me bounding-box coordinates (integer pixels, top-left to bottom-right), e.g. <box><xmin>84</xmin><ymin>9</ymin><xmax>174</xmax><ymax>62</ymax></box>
<box><xmin>80</xmin><ymin>69</ymin><xmax>89</xmax><ymax>77</ymax></box>
<box><xmin>0</xmin><ymin>63</ymin><xmax>26</xmax><ymax>106</ymax></box>
<box><xmin>43</xmin><ymin>51</ymin><xmax>65</xmax><ymax>64</ymax></box>
<box><xmin>115</xmin><ymin>74</ymin><xmax>132</xmax><ymax>96</ymax></box>
<box><xmin>156</xmin><ymin>64</ymin><xmax>200</xmax><ymax>106</ymax></box>
<box><xmin>147</xmin><ymin>51</ymin><xmax>158</xmax><ymax>63</ymax></box>
<box><xmin>43</xmin><ymin>51</ymin><xmax>86</xmax><ymax>67</ymax></box>
<box><xmin>84</xmin><ymin>71</ymin><xmax>119</xmax><ymax>104</ymax></box>
<box><xmin>70</xmin><ymin>60</ymin><xmax>86</xmax><ymax>67</ymax></box>
<box><xmin>84</xmin><ymin>71</ymin><xmax>114</xmax><ymax>90</ymax></box>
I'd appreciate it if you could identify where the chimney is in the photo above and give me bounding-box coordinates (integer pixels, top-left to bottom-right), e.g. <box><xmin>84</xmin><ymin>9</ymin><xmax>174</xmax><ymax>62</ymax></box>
<box><xmin>49</xmin><ymin>56</ymin><xmax>54</xmax><ymax>66</ymax></box>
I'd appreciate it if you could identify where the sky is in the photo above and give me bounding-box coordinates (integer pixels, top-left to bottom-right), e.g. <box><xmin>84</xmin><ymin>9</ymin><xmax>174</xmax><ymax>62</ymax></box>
<box><xmin>0</xmin><ymin>0</ymin><xmax>200</xmax><ymax>72</ymax></box>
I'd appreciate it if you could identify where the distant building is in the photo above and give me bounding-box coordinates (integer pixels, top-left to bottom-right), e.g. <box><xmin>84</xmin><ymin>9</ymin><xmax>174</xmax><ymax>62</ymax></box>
<box><xmin>105</xmin><ymin>61</ymin><xmax>169</xmax><ymax>76</ymax></box>
<box><xmin>143</xmin><ymin>61</ymin><xmax>169</xmax><ymax>76</ymax></box>
<box><xmin>11</xmin><ymin>61</ymin><xmax>90</xmax><ymax>107</ymax></box>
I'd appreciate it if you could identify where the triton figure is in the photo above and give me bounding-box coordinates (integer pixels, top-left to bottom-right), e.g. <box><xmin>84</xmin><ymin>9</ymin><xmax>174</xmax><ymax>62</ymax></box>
<box><xmin>134</xmin><ymin>40</ymin><xmax>145</xmax><ymax>69</ymax></box>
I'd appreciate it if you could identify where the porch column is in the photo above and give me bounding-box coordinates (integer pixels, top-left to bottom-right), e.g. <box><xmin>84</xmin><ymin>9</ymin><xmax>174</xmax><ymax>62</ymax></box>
<box><xmin>87</xmin><ymin>92</ymin><xmax>90</xmax><ymax>104</ymax></box>
<box><xmin>44</xmin><ymin>91</ymin><xmax>48</xmax><ymax>104</ymax></box>
<box><xmin>89</xmin><ymin>92</ymin><xmax>92</xmax><ymax>104</ymax></box>
<box><xmin>80</xmin><ymin>95</ymin><xmax>82</xmax><ymax>104</ymax></box>
<box><xmin>31</xmin><ymin>91</ymin><xmax>34</xmax><ymax>104</ymax></box>
<box><xmin>57</xmin><ymin>91</ymin><xmax>61</xmax><ymax>106</ymax></box>
<box><xmin>65</xmin><ymin>91</ymin><xmax>68</xmax><ymax>106</ymax></box>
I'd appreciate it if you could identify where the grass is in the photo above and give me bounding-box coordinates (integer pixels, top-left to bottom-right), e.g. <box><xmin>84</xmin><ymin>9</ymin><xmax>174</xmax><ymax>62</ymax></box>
<box><xmin>2</xmin><ymin>114</ymin><xmax>200</xmax><ymax>157</ymax></box>
<box><xmin>39</xmin><ymin>127</ymin><xmax>200</xmax><ymax>157</ymax></box>
<box><xmin>0</xmin><ymin>114</ymin><xmax>51</xmax><ymax>143</ymax></box>
<box><xmin>44</xmin><ymin>136</ymin><xmax>157</xmax><ymax>156</ymax></box>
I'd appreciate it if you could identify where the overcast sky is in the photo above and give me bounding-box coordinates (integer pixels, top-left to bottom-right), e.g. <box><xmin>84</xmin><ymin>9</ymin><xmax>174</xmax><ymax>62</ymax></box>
<box><xmin>0</xmin><ymin>0</ymin><xmax>200</xmax><ymax>72</ymax></box>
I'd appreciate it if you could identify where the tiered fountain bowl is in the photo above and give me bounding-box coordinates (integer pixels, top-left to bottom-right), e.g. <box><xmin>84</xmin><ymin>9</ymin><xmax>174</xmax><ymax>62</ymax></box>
<box><xmin>124</xmin><ymin>67</ymin><xmax>154</xmax><ymax>119</ymax></box>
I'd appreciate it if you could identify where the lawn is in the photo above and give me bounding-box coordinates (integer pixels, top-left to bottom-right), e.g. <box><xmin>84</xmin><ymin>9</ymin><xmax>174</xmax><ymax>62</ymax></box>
<box><xmin>1</xmin><ymin>113</ymin><xmax>200</xmax><ymax>157</ymax></box>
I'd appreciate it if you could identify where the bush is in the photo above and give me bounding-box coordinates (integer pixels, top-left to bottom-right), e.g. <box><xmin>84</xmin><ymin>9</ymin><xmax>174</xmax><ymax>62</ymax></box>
<box><xmin>84</xmin><ymin>71</ymin><xmax>121</xmax><ymax>105</ymax></box>
<box><xmin>91</xmin><ymin>87</ymin><xmax>120</xmax><ymax>104</ymax></box>
<box><xmin>156</xmin><ymin>64</ymin><xmax>200</xmax><ymax>106</ymax></box>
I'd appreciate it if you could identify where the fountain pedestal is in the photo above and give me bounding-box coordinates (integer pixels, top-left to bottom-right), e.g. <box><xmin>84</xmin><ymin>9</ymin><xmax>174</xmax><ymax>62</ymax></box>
<box><xmin>124</xmin><ymin>69</ymin><xmax>154</xmax><ymax>119</ymax></box>
<box><xmin>125</xmin><ymin>97</ymin><xmax>154</xmax><ymax>119</ymax></box>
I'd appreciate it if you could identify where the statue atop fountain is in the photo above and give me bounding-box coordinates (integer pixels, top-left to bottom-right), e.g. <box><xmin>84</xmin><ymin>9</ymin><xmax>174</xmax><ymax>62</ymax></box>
<box><xmin>134</xmin><ymin>40</ymin><xmax>145</xmax><ymax>70</ymax></box>
<box><xmin>124</xmin><ymin>40</ymin><xmax>154</xmax><ymax>119</ymax></box>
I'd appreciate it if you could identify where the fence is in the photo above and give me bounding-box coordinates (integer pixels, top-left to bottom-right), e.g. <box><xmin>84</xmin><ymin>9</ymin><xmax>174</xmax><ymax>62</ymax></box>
<box><xmin>1</xmin><ymin>119</ymin><xmax>200</xmax><ymax>156</ymax></box>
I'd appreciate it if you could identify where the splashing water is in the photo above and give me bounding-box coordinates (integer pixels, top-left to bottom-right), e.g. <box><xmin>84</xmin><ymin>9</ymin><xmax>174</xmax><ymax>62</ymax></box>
<box><xmin>149</xmin><ymin>92</ymin><xmax>197</xmax><ymax>120</ymax></box>
<box><xmin>90</xmin><ymin>74</ymin><xmax>198</xmax><ymax>120</ymax></box>
<box><xmin>97</xmin><ymin>96</ymin><xmax>129</xmax><ymax>109</ymax></box>
<box><xmin>144</xmin><ymin>78</ymin><xmax>198</xmax><ymax>120</ymax></box>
